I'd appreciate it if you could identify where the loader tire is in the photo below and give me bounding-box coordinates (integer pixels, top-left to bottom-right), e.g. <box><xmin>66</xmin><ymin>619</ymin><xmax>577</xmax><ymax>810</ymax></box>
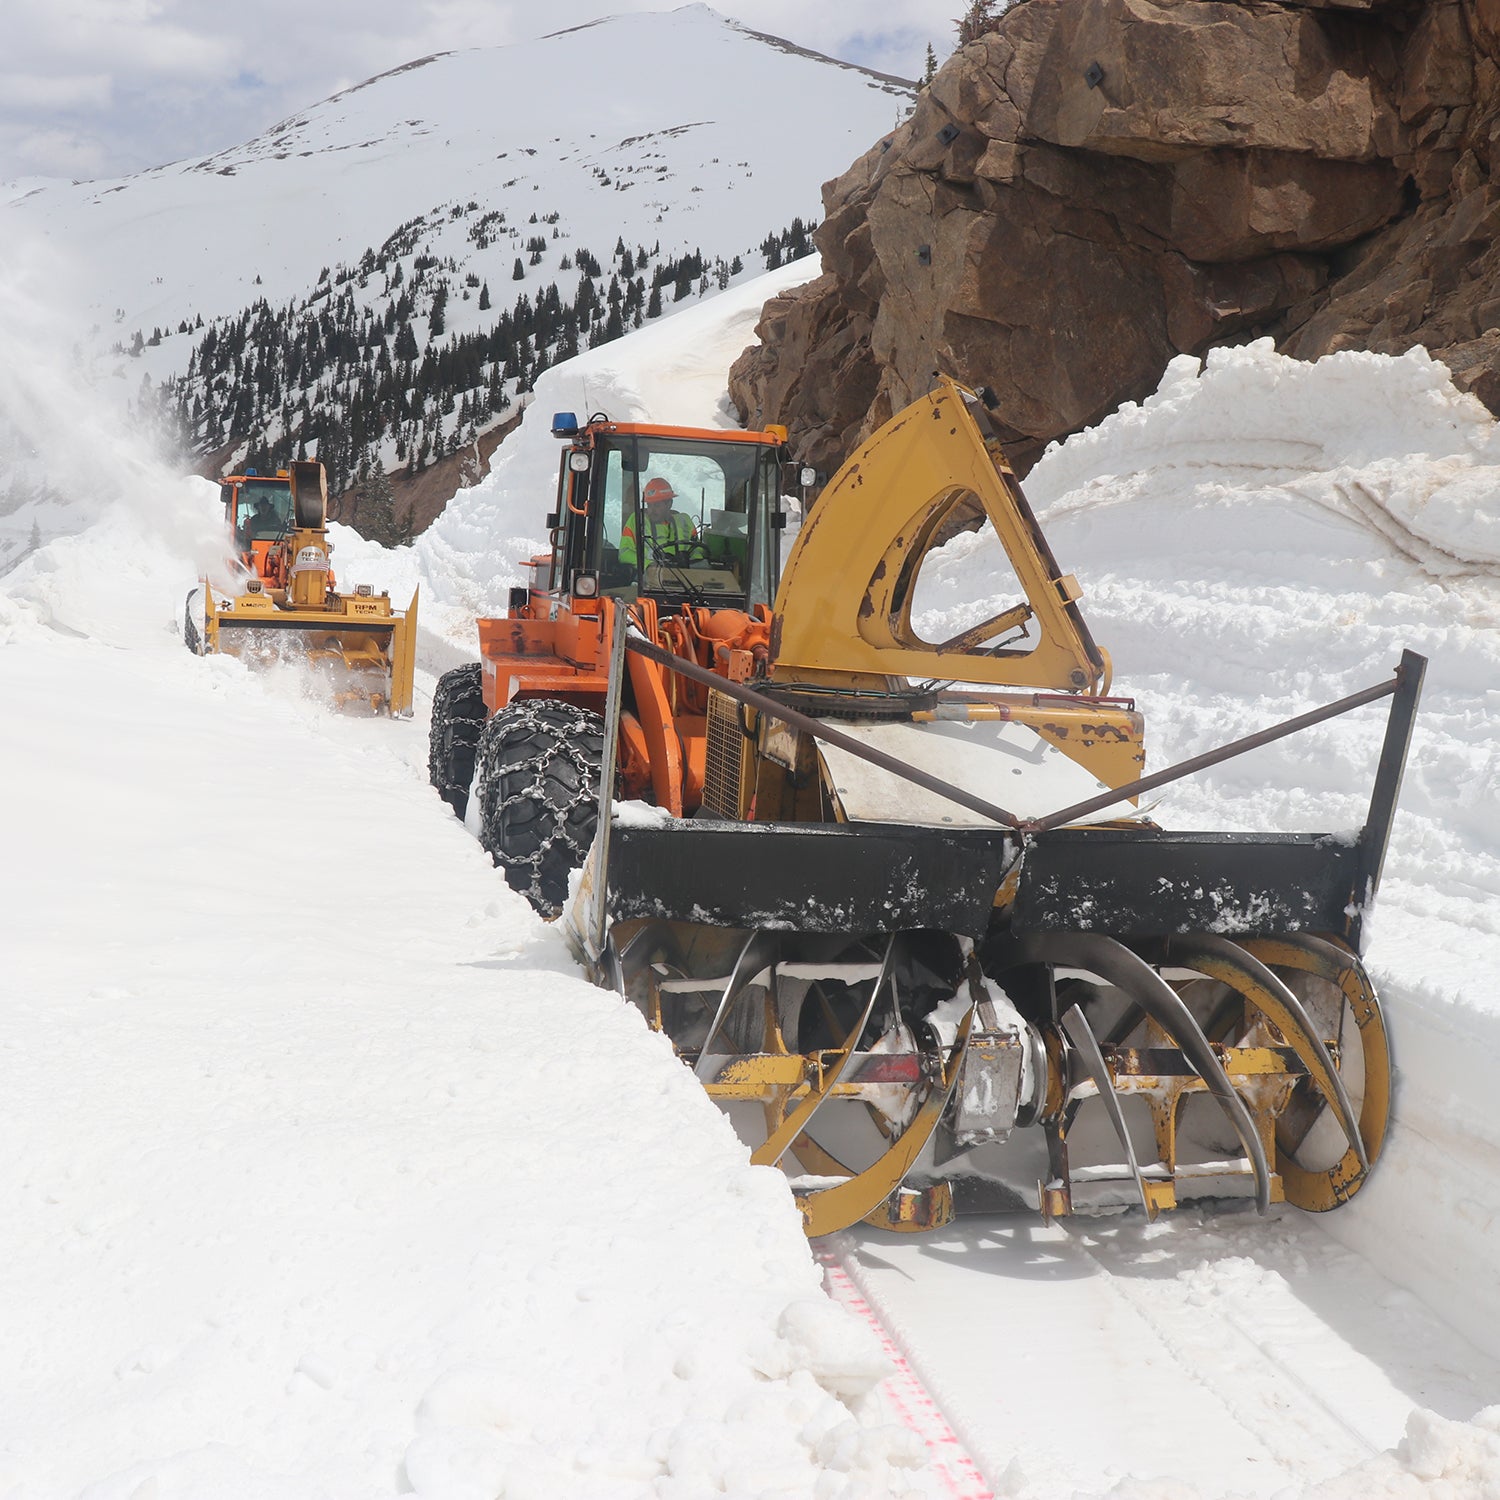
<box><xmin>428</xmin><ymin>662</ymin><xmax>486</xmax><ymax>818</ymax></box>
<box><xmin>472</xmin><ymin>699</ymin><xmax>604</xmax><ymax>917</ymax></box>
<box><xmin>183</xmin><ymin>589</ymin><xmax>203</xmax><ymax>654</ymax></box>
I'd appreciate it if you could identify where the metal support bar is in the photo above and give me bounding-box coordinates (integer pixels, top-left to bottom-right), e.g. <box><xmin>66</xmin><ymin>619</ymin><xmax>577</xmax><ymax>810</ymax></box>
<box><xmin>1024</xmin><ymin>656</ymin><xmax>1426</xmax><ymax>836</ymax></box>
<box><xmin>1358</xmin><ymin>648</ymin><xmax>1427</xmax><ymax>900</ymax></box>
<box><xmin>624</xmin><ymin>629</ymin><xmax>1025</xmax><ymax>829</ymax></box>
<box><xmin>626</xmin><ymin>636</ymin><xmax>1427</xmax><ymax>860</ymax></box>
<box><xmin>587</xmin><ymin>601</ymin><xmax>630</xmax><ymax>961</ymax></box>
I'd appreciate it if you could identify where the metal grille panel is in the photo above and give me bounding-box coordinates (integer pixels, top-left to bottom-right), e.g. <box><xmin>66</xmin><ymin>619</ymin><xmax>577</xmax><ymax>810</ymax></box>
<box><xmin>703</xmin><ymin>688</ymin><xmax>748</xmax><ymax>817</ymax></box>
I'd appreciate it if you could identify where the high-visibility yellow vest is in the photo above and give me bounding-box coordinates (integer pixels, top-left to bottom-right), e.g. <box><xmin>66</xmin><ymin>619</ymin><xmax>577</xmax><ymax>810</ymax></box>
<box><xmin>620</xmin><ymin>510</ymin><xmax>695</xmax><ymax>565</ymax></box>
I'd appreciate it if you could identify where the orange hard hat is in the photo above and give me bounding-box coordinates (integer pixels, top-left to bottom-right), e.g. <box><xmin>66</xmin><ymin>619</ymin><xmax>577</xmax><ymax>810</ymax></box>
<box><xmin>643</xmin><ymin>478</ymin><xmax>675</xmax><ymax>504</ymax></box>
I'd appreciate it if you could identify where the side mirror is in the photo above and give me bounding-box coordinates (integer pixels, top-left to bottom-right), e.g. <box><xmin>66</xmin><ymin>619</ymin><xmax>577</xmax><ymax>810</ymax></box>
<box><xmin>770</xmin><ymin>510</ymin><xmax>788</xmax><ymax>531</ymax></box>
<box><xmin>545</xmin><ymin>511</ymin><xmax>560</xmax><ymax>529</ymax></box>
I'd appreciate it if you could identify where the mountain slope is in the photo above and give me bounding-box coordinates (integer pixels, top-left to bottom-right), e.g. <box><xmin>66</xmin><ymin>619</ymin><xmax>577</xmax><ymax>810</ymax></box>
<box><xmin>6</xmin><ymin>6</ymin><xmax>907</xmax><ymax>338</ymax></box>
<box><xmin>0</xmin><ymin>5</ymin><xmax>909</xmax><ymax>521</ymax></box>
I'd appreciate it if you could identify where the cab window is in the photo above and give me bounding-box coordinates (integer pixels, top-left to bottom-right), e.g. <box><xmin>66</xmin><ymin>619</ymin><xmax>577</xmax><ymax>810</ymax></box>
<box><xmin>235</xmin><ymin>480</ymin><xmax>294</xmax><ymax>546</ymax></box>
<box><xmin>589</xmin><ymin>436</ymin><xmax>778</xmax><ymax>608</ymax></box>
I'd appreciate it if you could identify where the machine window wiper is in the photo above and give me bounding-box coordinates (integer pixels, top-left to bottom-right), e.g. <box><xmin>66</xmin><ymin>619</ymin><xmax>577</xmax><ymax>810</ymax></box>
<box><xmin>646</xmin><ymin>540</ymin><xmax>710</xmax><ymax>606</ymax></box>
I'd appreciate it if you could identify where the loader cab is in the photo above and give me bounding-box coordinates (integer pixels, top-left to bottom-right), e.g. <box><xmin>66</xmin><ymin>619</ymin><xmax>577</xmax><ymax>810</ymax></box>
<box><xmin>548</xmin><ymin>416</ymin><xmax>787</xmax><ymax>611</ymax></box>
<box><xmin>225</xmin><ymin>473</ymin><xmax>295</xmax><ymax>567</ymax></box>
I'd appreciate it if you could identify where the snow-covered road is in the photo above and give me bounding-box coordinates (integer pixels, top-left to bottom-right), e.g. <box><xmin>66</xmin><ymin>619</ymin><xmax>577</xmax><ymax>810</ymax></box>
<box><xmin>831</xmin><ymin>1201</ymin><xmax>1500</xmax><ymax>1499</ymax></box>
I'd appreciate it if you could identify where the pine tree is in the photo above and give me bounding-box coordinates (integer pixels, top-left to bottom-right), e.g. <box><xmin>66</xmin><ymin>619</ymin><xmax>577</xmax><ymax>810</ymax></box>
<box><xmin>957</xmin><ymin>0</ymin><xmax>1007</xmax><ymax>46</ymax></box>
<box><xmin>923</xmin><ymin>43</ymin><xmax>938</xmax><ymax>83</ymax></box>
<box><xmin>357</xmin><ymin>465</ymin><xmax>411</xmax><ymax>547</ymax></box>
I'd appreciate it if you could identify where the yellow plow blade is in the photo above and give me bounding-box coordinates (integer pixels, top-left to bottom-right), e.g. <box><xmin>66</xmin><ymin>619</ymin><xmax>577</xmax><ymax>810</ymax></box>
<box><xmin>203</xmin><ymin>585</ymin><xmax>419</xmax><ymax>718</ymax></box>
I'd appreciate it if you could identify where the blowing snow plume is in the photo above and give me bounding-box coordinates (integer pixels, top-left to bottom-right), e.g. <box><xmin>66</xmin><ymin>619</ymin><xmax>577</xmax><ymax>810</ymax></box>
<box><xmin>0</xmin><ymin>243</ymin><xmax>225</xmax><ymax>645</ymax></box>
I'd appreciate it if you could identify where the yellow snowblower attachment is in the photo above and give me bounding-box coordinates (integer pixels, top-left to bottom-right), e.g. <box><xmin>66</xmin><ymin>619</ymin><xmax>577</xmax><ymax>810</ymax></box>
<box><xmin>566</xmin><ymin>382</ymin><xmax>1424</xmax><ymax>1236</ymax></box>
<box><xmin>186</xmin><ymin>459</ymin><xmax>418</xmax><ymax>716</ymax></box>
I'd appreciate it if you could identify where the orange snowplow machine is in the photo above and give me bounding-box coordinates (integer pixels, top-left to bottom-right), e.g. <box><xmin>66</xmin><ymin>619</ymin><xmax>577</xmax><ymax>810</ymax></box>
<box><xmin>184</xmin><ymin>459</ymin><xmax>418</xmax><ymax>716</ymax></box>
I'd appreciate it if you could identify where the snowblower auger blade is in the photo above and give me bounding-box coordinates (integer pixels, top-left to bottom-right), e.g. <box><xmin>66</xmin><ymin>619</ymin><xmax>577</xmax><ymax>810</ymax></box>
<box><xmin>749</xmin><ymin>933</ymin><xmax>894</xmax><ymax>1170</ymax></box>
<box><xmin>1239</xmin><ymin>934</ymin><xmax>1391</xmax><ymax>1211</ymax></box>
<box><xmin>792</xmin><ymin>1007</ymin><xmax>971</xmax><ymax>1239</ymax></box>
<box><xmin>1166</xmin><ymin>933</ymin><xmax>1368</xmax><ymax>1173</ymax></box>
<box><xmin>1061</xmin><ymin>1003</ymin><xmax>1167</xmax><ymax>1222</ymax></box>
<box><xmin>693</xmin><ymin>928</ymin><xmax>782</xmax><ymax>1082</ymax></box>
<box><xmin>1010</xmin><ymin>932</ymin><xmax>1274</xmax><ymax>1214</ymax></box>
<box><xmin>612</xmin><ymin>923</ymin><xmax>979</xmax><ymax>1238</ymax></box>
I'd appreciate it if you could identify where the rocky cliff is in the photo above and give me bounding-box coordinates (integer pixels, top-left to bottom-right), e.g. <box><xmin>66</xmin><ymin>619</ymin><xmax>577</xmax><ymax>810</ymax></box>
<box><xmin>731</xmin><ymin>0</ymin><xmax>1500</xmax><ymax>475</ymax></box>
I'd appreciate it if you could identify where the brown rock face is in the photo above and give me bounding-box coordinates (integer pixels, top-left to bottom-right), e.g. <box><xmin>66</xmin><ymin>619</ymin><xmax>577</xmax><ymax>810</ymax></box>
<box><xmin>730</xmin><ymin>0</ymin><xmax>1500</xmax><ymax>476</ymax></box>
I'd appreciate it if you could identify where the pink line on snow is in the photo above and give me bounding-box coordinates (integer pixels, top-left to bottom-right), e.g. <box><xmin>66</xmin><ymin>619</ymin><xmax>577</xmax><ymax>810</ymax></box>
<box><xmin>817</xmin><ymin>1246</ymin><xmax>994</xmax><ymax>1500</ymax></box>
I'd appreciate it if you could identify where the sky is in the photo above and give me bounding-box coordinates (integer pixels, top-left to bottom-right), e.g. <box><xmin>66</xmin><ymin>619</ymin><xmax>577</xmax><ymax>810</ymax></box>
<box><xmin>4</xmin><ymin>253</ymin><xmax>1500</xmax><ymax>1495</ymax></box>
<box><xmin>0</xmin><ymin>0</ymin><xmax>953</xmax><ymax>183</ymax></box>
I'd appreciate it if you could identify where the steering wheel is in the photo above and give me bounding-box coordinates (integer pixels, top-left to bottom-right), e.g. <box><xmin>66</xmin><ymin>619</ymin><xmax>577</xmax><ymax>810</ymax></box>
<box><xmin>651</xmin><ymin>538</ymin><xmax>714</xmax><ymax>567</ymax></box>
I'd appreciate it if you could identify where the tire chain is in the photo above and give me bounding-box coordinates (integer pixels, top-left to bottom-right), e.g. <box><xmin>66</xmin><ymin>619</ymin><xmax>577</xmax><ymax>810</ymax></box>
<box><xmin>474</xmin><ymin>699</ymin><xmax>604</xmax><ymax>915</ymax></box>
<box><xmin>427</xmin><ymin>662</ymin><xmax>486</xmax><ymax>817</ymax></box>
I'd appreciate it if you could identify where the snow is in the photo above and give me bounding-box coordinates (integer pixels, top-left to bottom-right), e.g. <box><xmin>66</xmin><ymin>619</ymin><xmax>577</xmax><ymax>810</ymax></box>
<box><xmin>6</xmin><ymin>218</ymin><xmax>1500</xmax><ymax>1500</ymax></box>
<box><xmin>0</xmin><ymin>508</ymin><xmax>911</xmax><ymax>1500</ymax></box>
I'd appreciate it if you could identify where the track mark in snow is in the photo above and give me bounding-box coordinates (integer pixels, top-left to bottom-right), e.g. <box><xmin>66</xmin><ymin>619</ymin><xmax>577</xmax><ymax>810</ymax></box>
<box><xmin>1069</xmin><ymin>1224</ymin><xmax>1383</xmax><ymax>1485</ymax></box>
<box><xmin>833</xmin><ymin>1208</ymin><xmax>1500</xmax><ymax>1497</ymax></box>
<box><xmin>817</xmin><ymin>1245</ymin><xmax>994</xmax><ymax>1500</ymax></box>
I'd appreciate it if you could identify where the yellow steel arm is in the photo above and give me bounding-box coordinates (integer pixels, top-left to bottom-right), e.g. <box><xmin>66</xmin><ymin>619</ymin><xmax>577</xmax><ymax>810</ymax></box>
<box><xmin>771</xmin><ymin>378</ymin><xmax>1108</xmax><ymax>694</ymax></box>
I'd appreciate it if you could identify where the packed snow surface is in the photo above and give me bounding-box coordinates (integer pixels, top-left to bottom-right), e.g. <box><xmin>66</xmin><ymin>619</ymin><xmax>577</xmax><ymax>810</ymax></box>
<box><xmin>4</xmin><ymin>261</ymin><xmax>1500</xmax><ymax>1498</ymax></box>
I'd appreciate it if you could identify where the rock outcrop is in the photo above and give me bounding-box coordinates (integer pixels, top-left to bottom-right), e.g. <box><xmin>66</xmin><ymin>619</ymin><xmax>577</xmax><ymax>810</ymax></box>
<box><xmin>731</xmin><ymin>0</ymin><xmax>1500</xmax><ymax>475</ymax></box>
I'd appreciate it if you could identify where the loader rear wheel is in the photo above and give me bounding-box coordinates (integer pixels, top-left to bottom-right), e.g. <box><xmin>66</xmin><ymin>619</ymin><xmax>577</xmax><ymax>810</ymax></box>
<box><xmin>472</xmin><ymin>699</ymin><xmax>603</xmax><ymax>916</ymax></box>
<box><xmin>427</xmin><ymin>662</ymin><xmax>485</xmax><ymax>818</ymax></box>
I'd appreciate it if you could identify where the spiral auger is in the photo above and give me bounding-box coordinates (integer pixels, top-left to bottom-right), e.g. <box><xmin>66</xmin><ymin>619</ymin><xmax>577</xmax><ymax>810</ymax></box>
<box><xmin>612</xmin><ymin>924</ymin><xmax>982</xmax><ymax>1236</ymax></box>
<box><xmin>990</xmin><ymin>929</ymin><xmax>1388</xmax><ymax>1219</ymax></box>
<box><xmin>603</xmin><ymin>914</ymin><xmax>1392</xmax><ymax>1234</ymax></box>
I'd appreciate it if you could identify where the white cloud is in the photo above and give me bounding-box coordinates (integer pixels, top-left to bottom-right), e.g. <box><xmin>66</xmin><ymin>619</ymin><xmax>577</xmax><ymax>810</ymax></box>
<box><xmin>0</xmin><ymin>73</ymin><xmax>112</xmax><ymax>111</ymax></box>
<box><xmin>0</xmin><ymin>124</ymin><xmax>109</xmax><ymax>180</ymax></box>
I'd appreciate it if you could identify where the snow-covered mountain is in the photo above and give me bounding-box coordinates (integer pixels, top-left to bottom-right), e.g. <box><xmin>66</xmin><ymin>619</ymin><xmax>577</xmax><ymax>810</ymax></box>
<box><xmin>0</xmin><ymin>5</ymin><xmax>910</xmax><ymax>507</ymax></box>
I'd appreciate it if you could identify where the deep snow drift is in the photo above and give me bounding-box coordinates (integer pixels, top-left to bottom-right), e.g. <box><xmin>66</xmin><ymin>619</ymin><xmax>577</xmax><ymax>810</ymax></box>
<box><xmin>4</xmin><ymin>262</ymin><xmax>1500</xmax><ymax>1498</ymax></box>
